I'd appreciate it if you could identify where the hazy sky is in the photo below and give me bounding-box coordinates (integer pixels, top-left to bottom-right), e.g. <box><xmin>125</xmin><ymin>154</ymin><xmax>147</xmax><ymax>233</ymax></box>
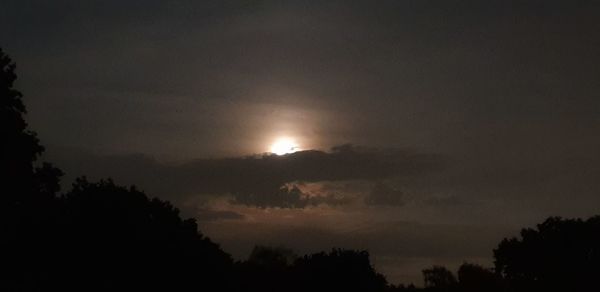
<box><xmin>2</xmin><ymin>0</ymin><xmax>600</xmax><ymax>284</ymax></box>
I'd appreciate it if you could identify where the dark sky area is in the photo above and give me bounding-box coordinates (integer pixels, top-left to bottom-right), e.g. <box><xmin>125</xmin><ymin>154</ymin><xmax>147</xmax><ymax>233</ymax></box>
<box><xmin>2</xmin><ymin>0</ymin><xmax>600</xmax><ymax>284</ymax></box>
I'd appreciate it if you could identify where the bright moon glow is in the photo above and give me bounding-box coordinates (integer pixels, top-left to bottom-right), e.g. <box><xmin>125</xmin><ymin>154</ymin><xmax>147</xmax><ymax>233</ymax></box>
<box><xmin>270</xmin><ymin>138</ymin><xmax>299</xmax><ymax>155</ymax></box>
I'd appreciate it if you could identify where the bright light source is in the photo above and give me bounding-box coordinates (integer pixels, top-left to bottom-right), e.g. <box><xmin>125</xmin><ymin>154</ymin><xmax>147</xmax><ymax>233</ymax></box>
<box><xmin>270</xmin><ymin>138</ymin><xmax>299</xmax><ymax>155</ymax></box>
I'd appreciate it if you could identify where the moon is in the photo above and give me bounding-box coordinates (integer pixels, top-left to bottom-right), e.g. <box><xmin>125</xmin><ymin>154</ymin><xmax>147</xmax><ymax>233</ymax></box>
<box><xmin>270</xmin><ymin>138</ymin><xmax>299</xmax><ymax>155</ymax></box>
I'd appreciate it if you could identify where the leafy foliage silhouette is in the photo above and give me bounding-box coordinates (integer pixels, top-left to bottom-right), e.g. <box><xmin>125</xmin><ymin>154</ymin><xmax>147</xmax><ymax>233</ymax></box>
<box><xmin>0</xmin><ymin>48</ymin><xmax>62</xmax><ymax>206</ymax></box>
<box><xmin>494</xmin><ymin>216</ymin><xmax>600</xmax><ymax>292</ymax></box>
<box><xmin>457</xmin><ymin>263</ymin><xmax>501</xmax><ymax>292</ymax></box>
<box><xmin>1</xmin><ymin>47</ymin><xmax>64</xmax><ymax>291</ymax></box>
<box><xmin>1</xmin><ymin>48</ymin><xmax>233</xmax><ymax>291</ymax></box>
<box><xmin>291</xmin><ymin>249</ymin><xmax>388</xmax><ymax>292</ymax></box>
<box><xmin>56</xmin><ymin>178</ymin><xmax>234</xmax><ymax>291</ymax></box>
<box><xmin>422</xmin><ymin>265</ymin><xmax>457</xmax><ymax>291</ymax></box>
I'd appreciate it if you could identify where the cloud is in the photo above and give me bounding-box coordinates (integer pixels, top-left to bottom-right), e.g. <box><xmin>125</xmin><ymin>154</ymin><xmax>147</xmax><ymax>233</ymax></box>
<box><xmin>47</xmin><ymin>144</ymin><xmax>444</xmax><ymax>208</ymax></box>
<box><xmin>422</xmin><ymin>194</ymin><xmax>462</xmax><ymax>207</ymax></box>
<box><xmin>195</xmin><ymin>208</ymin><xmax>245</xmax><ymax>222</ymax></box>
<box><xmin>365</xmin><ymin>183</ymin><xmax>406</xmax><ymax>206</ymax></box>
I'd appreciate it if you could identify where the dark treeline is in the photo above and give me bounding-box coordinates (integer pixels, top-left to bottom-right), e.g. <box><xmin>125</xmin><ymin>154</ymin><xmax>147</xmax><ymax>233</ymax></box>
<box><xmin>2</xmin><ymin>49</ymin><xmax>600</xmax><ymax>291</ymax></box>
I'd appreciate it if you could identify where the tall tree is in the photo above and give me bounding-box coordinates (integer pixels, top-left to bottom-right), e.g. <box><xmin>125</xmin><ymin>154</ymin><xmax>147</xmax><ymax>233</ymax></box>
<box><xmin>1</xmin><ymin>47</ymin><xmax>64</xmax><ymax>292</ymax></box>
<box><xmin>0</xmin><ymin>48</ymin><xmax>61</xmax><ymax>207</ymax></box>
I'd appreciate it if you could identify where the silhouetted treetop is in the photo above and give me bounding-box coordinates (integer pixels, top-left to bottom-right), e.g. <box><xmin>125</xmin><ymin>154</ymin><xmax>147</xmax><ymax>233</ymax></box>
<box><xmin>422</xmin><ymin>265</ymin><xmax>457</xmax><ymax>291</ymax></box>
<box><xmin>292</xmin><ymin>249</ymin><xmax>388</xmax><ymax>292</ymax></box>
<box><xmin>1</xmin><ymin>48</ymin><xmax>42</xmax><ymax>173</ymax></box>
<box><xmin>494</xmin><ymin>216</ymin><xmax>600</xmax><ymax>292</ymax></box>
<box><xmin>1</xmin><ymin>48</ymin><xmax>62</xmax><ymax>207</ymax></box>
<box><xmin>52</xmin><ymin>177</ymin><xmax>234</xmax><ymax>291</ymax></box>
<box><xmin>457</xmin><ymin>263</ymin><xmax>500</xmax><ymax>292</ymax></box>
<box><xmin>247</xmin><ymin>245</ymin><xmax>298</xmax><ymax>267</ymax></box>
<box><xmin>62</xmin><ymin>177</ymin><xmax>229</xmax><ymax>258</ymax></box>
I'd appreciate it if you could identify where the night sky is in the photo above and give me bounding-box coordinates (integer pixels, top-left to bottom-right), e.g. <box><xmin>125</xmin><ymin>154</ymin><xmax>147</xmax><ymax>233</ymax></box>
<box><xmin>2</xmin><ymin>0</ymin><xmax>600</xmax><ymax>284</ymax></box>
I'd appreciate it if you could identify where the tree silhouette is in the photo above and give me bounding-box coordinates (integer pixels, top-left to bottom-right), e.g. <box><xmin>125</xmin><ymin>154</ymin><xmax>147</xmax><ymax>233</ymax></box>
<box><xmin>422</xmin><ymin>266</ymin><xmax>457</xmax><ymax>291</ymax></box>
<box><xmin>53</xmin><ymin>178</ymin><xmax>234</xmax><ymax>291</ymax></box>
<box><xmin>247</xmin><ymin>245</ymin><xmax>298</xmax><ymax>267</ymax></box>
<box><xmin>235</xmin><ymin>247</ymin><xmax>389</xmax><ymax>292</ymax></box>
<box><xmin>1</xmin><ymin>47</ymin><xmax>64</xmax><ymax>292</ymax></box>
<box><xmin>291</xmin><ymin>249</ymin><xmax>388</xmax><ymax>292</ymax></box>
<box><xmin>0</xmin><ymin>48</ymin><xmax>233</xmax><ymax>291</ymax></box>
<box><xmin>234</xmin><ymin>246</ymin><xmax>298</xmax><ymax>292</ymax></box>
<box><xmin>494</xmin><ymin>216</ymin><xmax>600</xmax><ymax>292</ymax></box>
<box><xmin>457</xmin><ymin>263</ymin><xmax>500</xmax><ymax>292</ymax></box>
<box><xmin>0</xmin><ymin>48</ymin><xmax>62</xmax><ymax>207</ymax></box>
